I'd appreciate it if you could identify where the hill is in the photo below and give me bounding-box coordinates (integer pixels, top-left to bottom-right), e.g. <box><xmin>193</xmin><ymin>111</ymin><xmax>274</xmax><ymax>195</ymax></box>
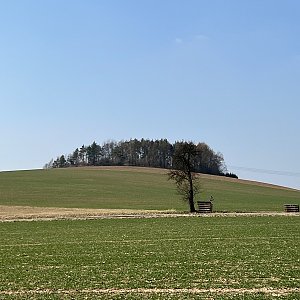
<box><xmin>0</xmin><ymin>166</ymin><xmax>299</xmax><ymax>212</ymax></box>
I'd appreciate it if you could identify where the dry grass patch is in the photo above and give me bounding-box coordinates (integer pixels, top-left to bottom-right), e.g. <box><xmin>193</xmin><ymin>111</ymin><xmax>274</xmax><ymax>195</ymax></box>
<box><xmin>0</xmin><ymin>205</ymin><xmax>178</xmax><ymax>221</ymax></box>
<box><xmin>0</xmin><ymin>205</ymin><xmax>299</xmax><ymax>222</ymax></box>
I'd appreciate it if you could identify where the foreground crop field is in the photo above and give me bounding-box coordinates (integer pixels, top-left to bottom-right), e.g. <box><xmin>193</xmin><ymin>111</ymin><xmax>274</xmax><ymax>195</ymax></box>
<box><xmin>0</xmin><ymin>167</ymin><xmax>299</xmax><ymax>212</ymax></box>
<box><xmin>0</xmin><ymin>216</ymin><xmax>299</xmax><ymax>299</ymax></box>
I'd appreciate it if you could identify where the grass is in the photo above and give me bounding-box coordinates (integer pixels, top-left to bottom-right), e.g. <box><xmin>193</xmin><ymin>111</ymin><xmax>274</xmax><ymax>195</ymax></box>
<box><xmin>200</xmin><ymin>178</ymin><xmax>300</xmax><ymax>212</ymax></box>
<box><xmin>1</xmin><ymin>167</ymin><xmax>299</xmax><ymax>299</ymax></box>
<box><xmin>0</xmin><ymin>216</ymin><xmax>299</xmax><ymax>299</ymax></box>
<box><xmin>0</xmin><ymin>167</ymin><xmax>183</xmax><ymax>210</ymax></box>
<box><xmin>0</xmin><ymin>167</ymin><xmax>299</xmax><ymax>212</ymax></box>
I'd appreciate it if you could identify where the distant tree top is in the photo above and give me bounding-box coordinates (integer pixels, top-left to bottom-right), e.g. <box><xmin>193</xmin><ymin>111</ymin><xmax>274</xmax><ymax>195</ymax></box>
<box><xmin>45</xmin><ymin>138</ymin><xmax>237</xmax><ymax>178</ymax></box>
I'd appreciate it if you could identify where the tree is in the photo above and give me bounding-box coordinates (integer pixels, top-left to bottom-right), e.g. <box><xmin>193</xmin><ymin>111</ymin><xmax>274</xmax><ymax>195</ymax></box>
<box><xmin>168</xmin><ymin>142</ymin><xmax>200</xmax><ymax>213</ymax></box>
<box><xmin>87</xmin><ymin>141</ymin><xmax>102</xmax><ymax>165</ymax></box>
<box><xmin>67</xmin><ymin>148</ymin><xmax>79</xmax><ymax>166</ymax></box>
<box><xmin>79</xmin><ymin>145</ymin><xmax>87</xmax><ymax>165</ymax></box>
<box><xmin>53</xmin><ymin>155</ymin><xmax>67</xmax><ymax>168</ymax></box>
<box><xmin>43</xmin><ymin>158</ymin><xmax>53</xmax><ymax>169</ymax></box>
<box><xmin>46</xmin><ymin>138</ymin><xmax>228</xmax><ymax>177</ymax></box>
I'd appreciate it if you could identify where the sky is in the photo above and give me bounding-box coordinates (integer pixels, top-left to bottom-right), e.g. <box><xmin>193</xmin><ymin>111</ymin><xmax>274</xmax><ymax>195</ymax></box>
<box><xmin>0</xmin><ymin>0</ymin><xmax>299</xmax><ymax>189</ymax></box>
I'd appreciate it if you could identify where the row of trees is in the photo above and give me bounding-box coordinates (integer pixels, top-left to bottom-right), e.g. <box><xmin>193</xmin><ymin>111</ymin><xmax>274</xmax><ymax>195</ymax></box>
<box><xmin>45</xmin><ymin>138</ymin><xmax>237</xmax><ymax>178</ymax></box>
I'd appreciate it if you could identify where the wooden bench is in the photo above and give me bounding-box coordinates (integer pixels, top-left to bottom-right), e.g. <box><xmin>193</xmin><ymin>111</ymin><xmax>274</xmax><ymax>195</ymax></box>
<box><xmin>197</xmin><ymin>201</ymin><xmax>213</xmax><ymax>213</ymax></box>
<box><xmin>284</xmin><ymin>204</ymin><xmax>299</xmax><ymax>213</ymax></box>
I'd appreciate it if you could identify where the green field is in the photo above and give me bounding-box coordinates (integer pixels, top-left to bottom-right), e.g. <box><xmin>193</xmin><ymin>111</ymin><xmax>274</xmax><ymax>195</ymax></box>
<box><xmin>1</xmin><ymin>168</ymin><xmax>299</xmax><ymax>299</ymax></box>
<box><xmin>0</xmin><ymin>167</ymin><xmax>299</xmax><ymax>212</ymax></box>
<box><xmin>0</xmin><ymin>216</ymin><xmax>299</xmax><ymax>299</ymax></box>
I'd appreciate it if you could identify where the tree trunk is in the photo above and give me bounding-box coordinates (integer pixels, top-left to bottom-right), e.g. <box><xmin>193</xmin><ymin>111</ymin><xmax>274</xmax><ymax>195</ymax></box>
<box><xmin>188</xmin><ymin>194</ymin><xmax>196</xmax><ymax>212</ymax></box>
<box><xmin>188</xmin><ymin>172</ymin><xmax>196</xmax><ymax>213</ymax></box>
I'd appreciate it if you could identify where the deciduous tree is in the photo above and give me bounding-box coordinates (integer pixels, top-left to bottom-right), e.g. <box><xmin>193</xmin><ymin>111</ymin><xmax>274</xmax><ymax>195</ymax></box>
<box><xmin>168</xmin><ymin>142</ymin><xmax>200</xmax><ymax>213</ymax></box>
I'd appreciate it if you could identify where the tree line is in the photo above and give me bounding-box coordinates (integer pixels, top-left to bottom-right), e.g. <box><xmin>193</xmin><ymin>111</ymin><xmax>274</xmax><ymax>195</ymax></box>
<box><xmin>44</xmin><ymin>138</ymin><xmax>238</xmax><ymax>178</ymax></box>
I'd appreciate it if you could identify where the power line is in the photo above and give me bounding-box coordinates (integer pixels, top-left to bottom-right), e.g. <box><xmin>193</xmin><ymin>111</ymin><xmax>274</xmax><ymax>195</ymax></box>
<box><xmin>228</xmin><ymin>165</ymin><xmax>300</xmax><ymax>177</ymax></box>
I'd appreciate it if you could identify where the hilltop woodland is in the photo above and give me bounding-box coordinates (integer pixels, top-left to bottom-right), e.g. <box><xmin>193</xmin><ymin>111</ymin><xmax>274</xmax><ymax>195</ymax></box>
<box><xmin>45</xmin><ymin>139</ymin><xmax>237</xmax><ymax>179</ymax></box>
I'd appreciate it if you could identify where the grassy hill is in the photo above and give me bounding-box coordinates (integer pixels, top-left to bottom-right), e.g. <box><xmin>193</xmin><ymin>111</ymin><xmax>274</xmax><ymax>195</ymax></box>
<box><xmin>0</xmin><ymin>166</ymin><xmax>299</xmax><ymax>212</ymax></box>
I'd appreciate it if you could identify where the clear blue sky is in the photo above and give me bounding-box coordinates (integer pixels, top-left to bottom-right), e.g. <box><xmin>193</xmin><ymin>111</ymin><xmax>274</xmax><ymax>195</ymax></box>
<box><xmin>1</xmin><ymin>0</ymin><xmax>299</xmax><ymax>189</ymax></box>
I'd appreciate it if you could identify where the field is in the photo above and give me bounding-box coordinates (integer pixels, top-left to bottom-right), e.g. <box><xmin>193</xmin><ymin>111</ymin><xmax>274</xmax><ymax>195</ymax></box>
<box><xmin>0</xmin><ymin>167</ymin><xmax>299</xmax><ymax>212</ymax></box>
<box><xmin>0</xmin><ymin>167</ymin><xmax>299</xmax><ymax>299</ymax></box>
<box><xmin>0</xmin><ymin>216</ymin><xmax>299</xmax><ymax>299</ymax></box>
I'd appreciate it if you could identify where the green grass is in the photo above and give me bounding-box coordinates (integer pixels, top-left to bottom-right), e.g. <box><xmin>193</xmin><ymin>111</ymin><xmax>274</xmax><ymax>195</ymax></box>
<box><xmin>0</xmin><ymin>216</ymin><xmax>299</xmax><ymax>299</ymax></box>
<box><xmin>0</xmin><ymin>167</ymin><xmax>299</xmax><ymax>212</ymax></box>
<box><xmin>200</xmin><ymin>179</ymin><xmax>300</xmax><ymax>212</ymax></box>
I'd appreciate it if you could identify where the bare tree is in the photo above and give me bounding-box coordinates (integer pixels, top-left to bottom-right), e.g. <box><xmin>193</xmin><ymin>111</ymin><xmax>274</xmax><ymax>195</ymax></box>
<box><xmin>168</xmin><ymin>142</ymin><xmax>200</xmax><ymax>213</ymax></box>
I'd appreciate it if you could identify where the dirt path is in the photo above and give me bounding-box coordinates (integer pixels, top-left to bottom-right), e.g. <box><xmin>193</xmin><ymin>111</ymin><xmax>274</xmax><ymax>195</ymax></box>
<box><xmin>0</xmin><ymin>205</ymin><xmax>298</xmax><ymax>222</ymax></box>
